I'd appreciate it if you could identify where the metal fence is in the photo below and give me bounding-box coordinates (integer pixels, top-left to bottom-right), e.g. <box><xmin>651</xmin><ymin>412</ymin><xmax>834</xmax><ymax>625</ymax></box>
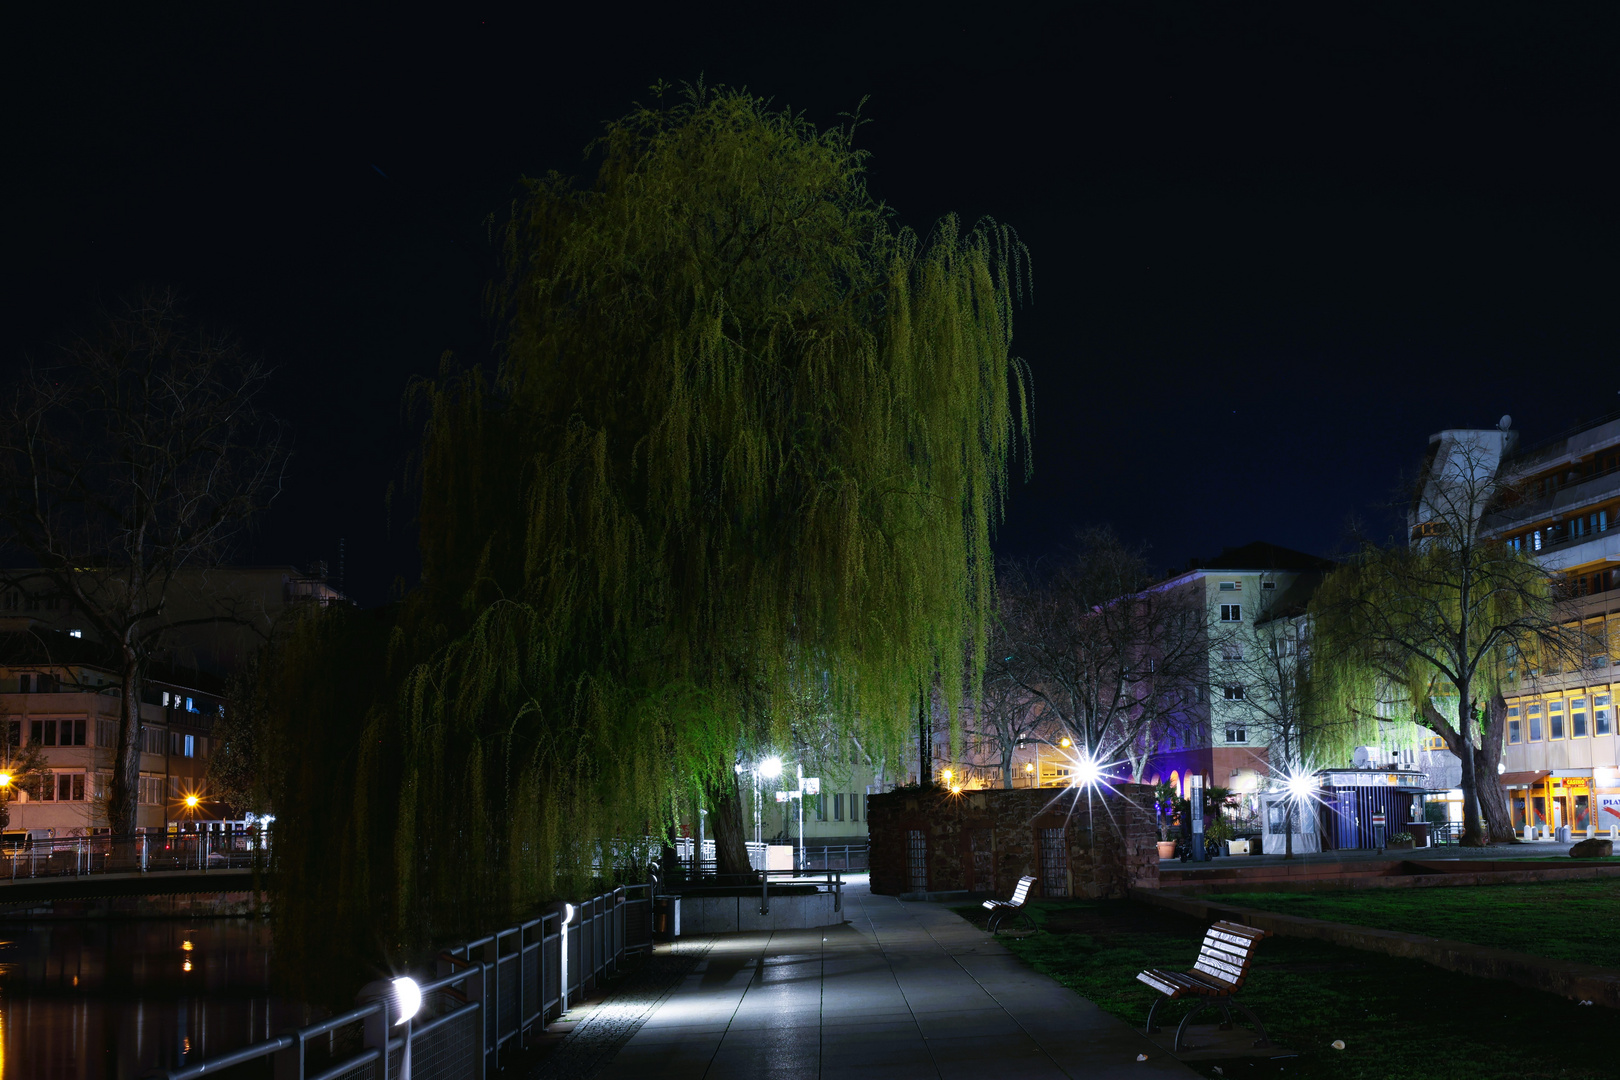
<box><xmin>144</xmin><ymin>881</ymin><xmax>653</xmax><ymax>1080</ymax></box>
<box><xmin>2</xmin><ymin>830</ymin><xmax>268</xmax><ymax>880</ymax></box>
<box><xmin>671</xmin><ymin>837</ymin><xmax>770</xmax><ymax>873</ymax></box>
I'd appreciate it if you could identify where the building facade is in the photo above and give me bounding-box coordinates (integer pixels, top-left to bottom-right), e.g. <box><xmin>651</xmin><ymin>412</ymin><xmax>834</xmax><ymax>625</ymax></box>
<box><xmin>1424</xmin><ymin>419</ymin><xmax>1620</xmax><ymax>835</ymax></box>
<box><xmin>0</xmin><ymin>628</ymin><xmax>230</xmax><ymax>838</ymax></box>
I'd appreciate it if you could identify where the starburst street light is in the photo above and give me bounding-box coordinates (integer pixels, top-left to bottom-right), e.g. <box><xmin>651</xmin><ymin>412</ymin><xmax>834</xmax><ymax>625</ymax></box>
<box><xmin>1071</xmin><ymin>754</ymin><xmax>1102</xmax><ymax>791</ymax></box>
<box><xmin>759</xmin><ymin>756</ymin><xmax>783</xmax><ymax>779</ymax></box>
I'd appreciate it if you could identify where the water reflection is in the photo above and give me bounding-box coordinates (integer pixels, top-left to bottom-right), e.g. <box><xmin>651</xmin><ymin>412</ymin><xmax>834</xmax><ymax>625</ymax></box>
<box><xmin>0</xmin><ymin>919</ymin><xmax>309</xmax><ymax>1080</ymax></box>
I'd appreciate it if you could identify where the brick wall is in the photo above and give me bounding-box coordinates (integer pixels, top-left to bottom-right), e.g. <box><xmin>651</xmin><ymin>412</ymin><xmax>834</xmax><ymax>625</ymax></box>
<box><xmin>866</xmin><ymin>784</ymin><xmax>1159</xmax><ymax>899</ymax></box>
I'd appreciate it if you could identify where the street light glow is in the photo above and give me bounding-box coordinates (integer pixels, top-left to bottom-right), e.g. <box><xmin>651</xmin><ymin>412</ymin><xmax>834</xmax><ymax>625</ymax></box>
<box><xmin>0</xmin><ymin>772</ymin><xmax>11</xmax><ymax>788</ymax></box>
<box><xmin>184</xmin><ymin>795</ymin><xmax>200</xmax><ymax>809</ymax></box>
<box><xmin>1284</xmin><ymin>772</ymin><xmax>1314</xmax><ymax>801</ymax></box>
<box><xmin>759</xmin><ymin>756</ymin><xmax>783</xmax><ymax>779</ymax></box>
<box><xmin>941</xmin><ymin>768</ymin><xmax>953</xmax><ymax>783</ymax></box>
<box><xmin>1072</xmin><ymin>755</ymin><xmax>1101</xmax><ymax>789</ymax></box>
<box><xmin>1059</xmin><ymin>737</ymin><xmax>1072</xmax><ymax>748</ymax></box>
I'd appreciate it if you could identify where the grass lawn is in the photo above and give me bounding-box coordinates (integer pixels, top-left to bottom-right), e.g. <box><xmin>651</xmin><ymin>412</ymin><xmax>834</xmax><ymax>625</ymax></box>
<box><xmin>954</xmin><ymin>898</ymin><xmax>1613</xmax><ymax>1079</ymax></box>
<box><xmin>1214</xmin><ymin>878</ymin><xmax>1620</xmax><ymax>968</ymax></box>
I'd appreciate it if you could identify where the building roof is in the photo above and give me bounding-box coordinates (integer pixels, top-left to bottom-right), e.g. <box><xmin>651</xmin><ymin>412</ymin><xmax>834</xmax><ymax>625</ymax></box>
<box><xmin>1189</xmin><ymin>541</ymin><xmax>1336</xmax><ymax>573</ymax></box>
<box><xmin>0</xmin><ymin>625</ymin><xmax>224</xmax><ymax>695</ymax></box>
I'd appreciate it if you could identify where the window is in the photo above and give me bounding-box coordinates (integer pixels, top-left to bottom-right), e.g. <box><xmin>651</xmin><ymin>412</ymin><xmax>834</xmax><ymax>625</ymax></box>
<box><xmin>850</xmin><ymin>792</ymin><xmax>860</xmax><ymax>822</ymax></box>
<box><xmin>1220</xmin><ymin>604</ymin><xmax>1242</xmax><ymax>622</ymax></box>
<box><xmin>1507</xmin><ymin>705</ymin><xmax>1521</xmax><ymax>744</ymax></box>
<box><xmin>169</xmin><ymin>776</ymin><xmax>183</xmax><ymax>800</ymax></box>
<box><xmin>1597</xmin><ymin>694</ymin><xmax>1612</xmax><ymax>737</ymax></box>
<box><xmin>97</xmin><ymin>719</ymin><xmax>117</xmax><ymax>748</ymax></box>
<box><xmin>1528</xmin><ymin>703</ymin><xmax>1543</xmax><ymax>741</ymax></box>
<box><xmin>1221</xmin><ymin>641</ymin><xmax>1244</xmax><ymax>661</ymax></box>
<box><xmin>1549</xmin><ymin>700</ymin><xmax>1565</xmax><ymax>740</ymax></box>
<box><xmin>140</xmin><ymin>726</ymin><xmax>164</xmax><ymax>756</ymax></box>
<box><xmin>185</xmin><ymin>734</ymin><xmax>195</xmax><ymax>758</ymax></box>
<box><xmin>815</xmin><ymin>794</ymin><xmax>827</xmax><ymax>821</ymax></box>
<box><xmin>68</xmin><ymin>628</ymin><xmax>82</xmax><ymax>638</ymax></box>
<box><xmin>1262</xmin><ymin>580</ymin><xmax>1277</xmax><ymax>590</ymax></box>
<box><xmin>1572</xmin><ymin>697</ymin><xmax>1588</xmax><ymax>738</ymax></box>
<box><xmin>1224</xmin><ymin>685</ymin><xmax>1245</xmax><ymax>700</ymax></box>
<box><xmin>57</xmin><ymin>773</ymin><xmax>84</xmax><ymax>801</ymax></box>
<box><xmin>1219</xmin><ymin>581</ymin><xmax>1239</xmax><ymax>591</ymax></box>
<box><xmin>833</xmin><ymin>793</ymin><xmax>844</xmax><ymax>821</ymax></box>
<box><xmin>30</xmin><ymin>719</ymin><xmax>55</xmax><ymax>747</ymax></box>
<box><xmin>5</xmin><ymin>720</ymin><xmax>18</xmax><ymax>748</ymax></box>
<box><xmin>1224</xmin><ymin>726</ymin><xmax>1246</xmax><ymax>744</ymax></box>
<box><xmin>139</xmin><ymin>775</ymin><xmax>163</xmax><ymax>806</ymax></box>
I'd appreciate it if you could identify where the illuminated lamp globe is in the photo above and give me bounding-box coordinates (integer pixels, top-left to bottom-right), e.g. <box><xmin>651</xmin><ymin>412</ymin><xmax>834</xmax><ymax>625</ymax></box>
<box><xmin>759</xmin><ymin>756</ymin><xmax>784</xmax><ymax>779</ymax></box>
<box><xmin>392</xmin><ymin>977</ymin><xmax>422</xmax><ymax>1026</ymax></box>
<box><xmin>184</xmin><ymin>795</ymin><xmax>200</xmax><ymax>809</ymax></box>
<box><xmin>941</xmin><ymin>768</ymin><xmax>954</xmax><ymax>783</ymax></box>
<box><xmin>1072</xmin><ymin>756</ymin><xmax>1101</xmax><ymax>789</ymax></box>
<box><xmin>1059</xmin><ymin>737</ymin><xmax>1072</xmax><ymax>748</ymax></box>
<box><xmin>1284</xmin><ymin>773</ymin><xmax>1314</xmax><ymax>801</ymax></box>
<box><xmin>0</xmin><ymin>772</ymin><xmax>11</xmax><ymax>788</ymax></box>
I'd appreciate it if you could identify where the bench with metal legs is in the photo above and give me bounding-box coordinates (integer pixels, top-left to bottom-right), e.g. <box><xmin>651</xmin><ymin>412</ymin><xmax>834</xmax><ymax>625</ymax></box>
<box><xmin>1136</xmin><ymin>920</ymin><xmax>1273</xmax><ymax>1052</ymax></box>
<box><xmin>981</xmin><ymin>875</ymin><xmax>1037</xmax><ymax>933</ymax></box>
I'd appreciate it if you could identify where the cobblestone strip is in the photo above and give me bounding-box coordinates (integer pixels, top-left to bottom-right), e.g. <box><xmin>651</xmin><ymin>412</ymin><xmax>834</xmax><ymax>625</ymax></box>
<box><xmin>529</xmin><ymin>936</ymin><xmax>715</xmax><ymax>1080</ymax></box>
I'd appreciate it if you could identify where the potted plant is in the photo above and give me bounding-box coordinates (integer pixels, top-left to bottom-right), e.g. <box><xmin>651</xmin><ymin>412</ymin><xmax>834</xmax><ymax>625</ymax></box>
<box><xmin>1387</xmin><ymin>831</ymin><xmax>1414</xmax><ymax>852</ymax></box>
<box><xmin>1152</xmin><ymin>781</ymin><xmax>1177</xmax><ymax>859</ymax></box>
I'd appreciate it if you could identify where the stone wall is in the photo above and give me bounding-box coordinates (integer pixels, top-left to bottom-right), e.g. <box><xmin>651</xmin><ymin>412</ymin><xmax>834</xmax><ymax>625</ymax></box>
<box><xmin>867</xmin><ymin>784</ymin><xmax>1159</xmax><ymax>899</ymax></box>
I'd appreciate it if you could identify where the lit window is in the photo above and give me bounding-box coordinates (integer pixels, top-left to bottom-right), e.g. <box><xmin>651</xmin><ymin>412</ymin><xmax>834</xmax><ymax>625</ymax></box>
<box><xmin>68</xmin><ymin>628</ymin><xmax>82</xmax><ymax>638</ymax></box>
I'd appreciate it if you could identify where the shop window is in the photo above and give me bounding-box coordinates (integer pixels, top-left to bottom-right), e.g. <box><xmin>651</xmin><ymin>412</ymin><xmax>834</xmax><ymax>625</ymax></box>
<box><xmin>1572</xmin><ymin>698</ymin><xmax>1588</xmax><ymax>738</ymax></box>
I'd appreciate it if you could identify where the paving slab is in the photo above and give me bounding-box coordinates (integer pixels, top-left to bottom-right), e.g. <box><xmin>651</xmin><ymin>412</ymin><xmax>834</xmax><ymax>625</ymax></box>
<box><xmin>590</xmin><ymin>878</ymin><xmax>1196</xmax><ymax>1079</ymax></box>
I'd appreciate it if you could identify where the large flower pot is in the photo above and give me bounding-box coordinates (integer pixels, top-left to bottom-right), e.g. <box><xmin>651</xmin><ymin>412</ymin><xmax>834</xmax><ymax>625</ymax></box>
<box><xmin>1156</xmin><ymin>840</ymin><xmax>1177</xmax><ymax>860</ymax></box>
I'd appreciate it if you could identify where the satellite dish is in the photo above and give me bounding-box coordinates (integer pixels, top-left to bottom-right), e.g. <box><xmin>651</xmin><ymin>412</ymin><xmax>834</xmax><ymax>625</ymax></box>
<box><xmin>1498</xmin><ymin>415</ymin><xmax>1512</xmax><ymax>431</ymax></box>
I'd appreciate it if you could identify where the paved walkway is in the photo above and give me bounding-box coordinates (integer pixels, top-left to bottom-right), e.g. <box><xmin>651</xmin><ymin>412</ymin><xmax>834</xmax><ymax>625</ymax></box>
<box><xmin>594</xmin><ymin>880</ymin><xmax>1196</xmax><ymax>1080</ymax></box>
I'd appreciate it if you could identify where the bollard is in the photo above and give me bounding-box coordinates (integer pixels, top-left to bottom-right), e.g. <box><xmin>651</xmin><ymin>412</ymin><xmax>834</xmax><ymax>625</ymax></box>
<box><xmin>1524</xmin><ymin>823</ymin><xmax>1536</xmax><ymax>842</ymax></box>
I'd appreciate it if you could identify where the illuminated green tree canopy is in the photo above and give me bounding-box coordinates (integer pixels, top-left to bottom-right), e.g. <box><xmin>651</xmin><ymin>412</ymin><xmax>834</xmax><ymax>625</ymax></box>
<box><xmin>267</xmin><ymin>86</ymin><xmax>1031</xmax><ymax>972</ymax></box>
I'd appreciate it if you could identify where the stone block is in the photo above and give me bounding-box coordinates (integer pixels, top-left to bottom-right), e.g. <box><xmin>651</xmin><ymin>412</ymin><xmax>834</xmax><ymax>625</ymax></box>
<box><xmin>1569</xmin><ymin>838</ymin><xmax>1614</xmax><ymax>859</ymax></box>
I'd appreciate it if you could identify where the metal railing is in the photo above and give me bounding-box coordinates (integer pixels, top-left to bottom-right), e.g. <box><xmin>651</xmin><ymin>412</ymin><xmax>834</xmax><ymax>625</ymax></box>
<box><xmin>667</xmin><ymin>869</ymin><xmax>844</xmax><ymax>918</ymax></box>
<box><xmin>671</xmin><ymin>837</ymin><xmax>770</xmax><ymax>873</ymax></box>
<box><xmin>2</xmin><ymin>831</ymin><xmax>270</xmax><ymax>880</ymax></box>
<box><xmin>144</xmin><ymin>881</ymin><xmax>653</xmax><ymax>1080</ymax></box>
<box><xmin>800</xmin><ymin>844</ymin><xmax>867</xmax><ymax>870</ymax></box>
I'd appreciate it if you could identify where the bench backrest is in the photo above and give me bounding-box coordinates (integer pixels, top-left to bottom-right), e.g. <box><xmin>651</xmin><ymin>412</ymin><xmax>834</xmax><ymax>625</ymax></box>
<box><xmin>1192</xmin><ymin>921</ymin><xmax>1269</xmax><ymax>990</ymax></box>
<box><xmin>1009</xmin><ymin>876</ymin><xmax>1035</xmax><ymax>905</ymax></box>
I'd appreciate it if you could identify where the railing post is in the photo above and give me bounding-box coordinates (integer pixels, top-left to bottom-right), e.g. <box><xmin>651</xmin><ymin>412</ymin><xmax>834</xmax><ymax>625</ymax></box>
<box><xmin>271</xmin><ymin>1032</ymin><xmax>303</xmax><ymax>1080</ymax></box>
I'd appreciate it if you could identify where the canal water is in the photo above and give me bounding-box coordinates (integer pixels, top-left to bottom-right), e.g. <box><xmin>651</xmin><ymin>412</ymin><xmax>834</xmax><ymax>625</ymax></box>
<box><xmin>0</xmin><ymin>919</ymin><xmax>310</xmax><ymax>1079</ymax></box>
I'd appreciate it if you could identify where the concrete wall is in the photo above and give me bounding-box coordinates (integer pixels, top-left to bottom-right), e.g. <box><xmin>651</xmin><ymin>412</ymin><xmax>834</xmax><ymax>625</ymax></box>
<box><xmin>676</xmin><ymin>891</ymin><xmax>839</xmax><ymax>934</ymax></box>
<box><xmin>866</xmin><ymin>784</ymin><xmax>1159</xmax><ymax>900</ymax></box>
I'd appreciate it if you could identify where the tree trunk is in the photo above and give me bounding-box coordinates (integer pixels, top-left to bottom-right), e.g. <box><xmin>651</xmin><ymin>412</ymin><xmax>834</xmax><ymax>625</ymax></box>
<box><xmin>704</xmin><ymin>770</ymin><xmax>756</xmax><ymax>878</ymax></box>
<box><xmin>1424</xmin><ymin>700</ymin><xmax>1486</xmax><ymax>847</ymax></box>
<box><xmin>108</xmin><ymin>653</ymin><xmax>143</xmax><ymax>837</ymax></box>
<box><xmin>1475</xmin><ymin>694</ymin><xmax>1515</xmax><ymax>843</ymax></box>
<box><xmin>918</xmin><ymin>692</ymin><xmax>932</xmax><ymax>786</ymax></box>
<box><xmin>1284</xmin><ymin>799</ymin><xmax>1294</xmax><ymax>859</ymax></box>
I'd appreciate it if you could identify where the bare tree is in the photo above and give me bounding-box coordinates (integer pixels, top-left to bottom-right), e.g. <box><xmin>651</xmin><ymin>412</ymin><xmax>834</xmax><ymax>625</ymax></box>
<box><xmin>965</xmin><ymin>645</ymin><xmax>1061</xmax><ymax>788</ymax></box>
<box><xmin>1313</xmin><ymin>434</ymin><xmax>1583</xmax><ymax>846</ymax></box>
<box><xmin>997</xmin><ymin>529</ymin><xmax>1208</xmax><ymax>770</ymax></box>
<box><xmin>0</xmin><ymin>292</ymin><xmax>286</xmax><ymax>836</ymax></box>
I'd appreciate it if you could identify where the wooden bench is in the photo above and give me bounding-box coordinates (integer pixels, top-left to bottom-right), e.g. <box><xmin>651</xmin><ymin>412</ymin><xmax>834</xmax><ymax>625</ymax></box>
<box><xmin>981</xmin><ymin>875</ymin><xmax>1036</xmax><ymax>933</ymax></box>
<box><xmin>1136</xmin><ymin>920</ymin><xmax>1272</xmax><ymax>1052</ymax></box>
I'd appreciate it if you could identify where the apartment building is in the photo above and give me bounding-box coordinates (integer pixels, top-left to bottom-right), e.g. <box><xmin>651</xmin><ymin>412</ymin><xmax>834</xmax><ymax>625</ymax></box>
<box><xmin>0</xmin><ymin>627</ymin><xmax>229</xmax><ymax>837</ymax></box>
<box><xmin>1146</xmin><ymin>542</ymin><xmax>1335</xmax><ymax>799</ymax></box>
<box><xmin>1419</xmin><ymin>418</ymin><xmax>1620</xmax><ymax>835</ymax></box>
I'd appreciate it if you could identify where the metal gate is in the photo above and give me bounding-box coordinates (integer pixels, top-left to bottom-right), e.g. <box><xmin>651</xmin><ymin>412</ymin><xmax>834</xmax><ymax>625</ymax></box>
<box><xmin>969</xmin><ymin>829</ymin><xmax>994</xmax><ymax>893</ymax></box>
<box><xmin>1038</xmin><ymin>827</ymin><xmax>1069</xmax><ymax>897</ymax></box>
<box><xmin>907</xmin><ymin>829</ymin><xmax>928</xmax><ymax>891</ymax></box>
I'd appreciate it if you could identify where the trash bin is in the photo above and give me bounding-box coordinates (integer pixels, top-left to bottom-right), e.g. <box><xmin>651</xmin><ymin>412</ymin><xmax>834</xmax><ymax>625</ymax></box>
<box><xmin>653</xmin><ymin>895</ymin><xmax>682</xmax><ymax>940</ymax></box>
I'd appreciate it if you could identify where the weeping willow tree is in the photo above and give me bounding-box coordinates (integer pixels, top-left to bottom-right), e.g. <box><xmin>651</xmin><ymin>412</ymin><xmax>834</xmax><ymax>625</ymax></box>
<box><xmin>267</xmin><ymin>84</ymin><xmax>1031</xmax><ymax>983</ymax></box>
<box><xmin>1311</xmin><ymin>433</ymin><xmax>1582</xmax><ymax>846</ymax></box>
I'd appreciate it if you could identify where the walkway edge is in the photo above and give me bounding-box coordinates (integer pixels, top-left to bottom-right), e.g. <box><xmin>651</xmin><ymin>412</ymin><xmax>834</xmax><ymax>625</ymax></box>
<box><xmin>1130</xmin><ymin>887</ymin><xmax>1620</xmax><ymax>1011</ymax></box>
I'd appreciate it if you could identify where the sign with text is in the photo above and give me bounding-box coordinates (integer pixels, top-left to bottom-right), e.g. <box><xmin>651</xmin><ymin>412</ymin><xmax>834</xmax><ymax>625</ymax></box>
<box><xmin>1371</xmin><ymin>813</ymin><xmax>1386</xmax><ymax>826</ymax></box>
<box><xmin>775</xmin><ymin>791</ymin><xmax>790</xmax><ymax>803</ymax></box>
<box><xmin>802</xmin><ymin>777</ymin><xmax>821</xmax><ymax>795</ymax></box>
<box><xmin>1599</xmin><ymin>794</ymin><xmax>1620</xmax><ymax>829</ymax></box>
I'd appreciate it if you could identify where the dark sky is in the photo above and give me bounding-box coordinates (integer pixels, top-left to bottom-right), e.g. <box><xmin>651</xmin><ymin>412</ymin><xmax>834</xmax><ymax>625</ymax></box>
<box><xmin>11</xmin><ymin>4</ymin><xmax>1617</xmax><ymax>606</ymax></box>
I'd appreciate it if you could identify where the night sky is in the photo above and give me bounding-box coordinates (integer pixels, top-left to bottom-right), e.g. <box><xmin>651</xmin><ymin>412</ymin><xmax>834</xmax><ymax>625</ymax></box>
<box><xmin>11</xmin><ymin>4</ymin><xmax>1616</xmax><ymax>607</ymax></box>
